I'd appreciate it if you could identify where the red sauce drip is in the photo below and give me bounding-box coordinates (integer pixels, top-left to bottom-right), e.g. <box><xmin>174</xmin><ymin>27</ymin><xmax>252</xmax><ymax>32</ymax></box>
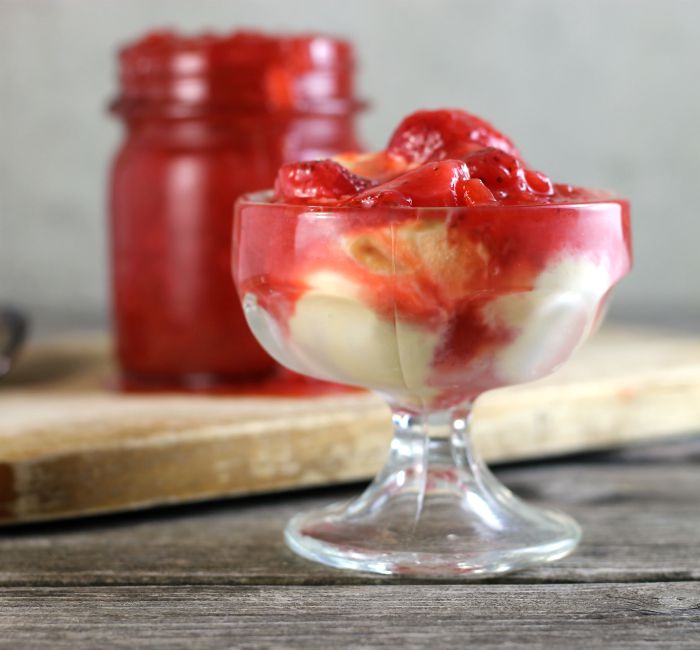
<box><xmin>116</xmin><ymin>366</ymin><xmax>361</xmax><ymax>397</ymax></box>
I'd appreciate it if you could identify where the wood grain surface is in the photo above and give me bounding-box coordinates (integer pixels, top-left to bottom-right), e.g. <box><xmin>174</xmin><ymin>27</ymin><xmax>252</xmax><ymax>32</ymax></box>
<box><xmin>0</xmin><ymin>437</ymin><xmax>699</xmax><ymax>648</ymax></box>
<box><xmin>1</xmin><ymin>583</ymin><xmax>699</xmax><ymax>649</ymax></box>
<box><xmin>1</xmin><ymin>327</ymin><xmax>700</xmax><ymax>525</ymax></box>
<box><xmin>0</xmin><ymin>437</ymin><xmax>698</xmax><ymax>587</ymax></box>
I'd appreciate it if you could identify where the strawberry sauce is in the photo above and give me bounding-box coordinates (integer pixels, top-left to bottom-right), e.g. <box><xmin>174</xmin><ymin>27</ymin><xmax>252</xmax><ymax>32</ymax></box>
<box><xmin>109</xmin><ymin>30</ymin><xmax>363</xmax><ymax>391</ymax></box>
<box><xmin>234</xmin><ymin>109</ymin><xmax>632</xmax><ymax>409</ymax></box>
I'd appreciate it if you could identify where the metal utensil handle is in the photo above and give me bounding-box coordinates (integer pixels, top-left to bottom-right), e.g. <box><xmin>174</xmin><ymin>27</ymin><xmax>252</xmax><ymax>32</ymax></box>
<box><xmin>0</xmin><ymin>307</ymin><xmax>28</xmax><ymax>376</ymax></box>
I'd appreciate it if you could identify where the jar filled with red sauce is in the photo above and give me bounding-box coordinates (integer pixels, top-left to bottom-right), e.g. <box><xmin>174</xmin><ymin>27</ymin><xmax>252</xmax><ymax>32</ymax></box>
<box><xmin>109</xmin><ymin>30</ymin><xmax>364</xmax><ymax>390</ymax></box>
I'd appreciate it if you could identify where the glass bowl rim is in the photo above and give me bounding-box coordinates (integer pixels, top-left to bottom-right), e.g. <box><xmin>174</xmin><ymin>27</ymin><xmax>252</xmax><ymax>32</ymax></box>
<box><xmin>236</xmin><ymin>190</ymin><xmax>629</xmax><ymax>214</ymax></box>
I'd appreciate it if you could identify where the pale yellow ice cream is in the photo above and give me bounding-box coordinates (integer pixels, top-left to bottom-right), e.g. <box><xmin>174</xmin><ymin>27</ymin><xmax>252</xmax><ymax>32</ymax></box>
<box><xmin>243</xmin><ymin>220</ymin><xmax>613</xmax><ymax>406</ymax></box>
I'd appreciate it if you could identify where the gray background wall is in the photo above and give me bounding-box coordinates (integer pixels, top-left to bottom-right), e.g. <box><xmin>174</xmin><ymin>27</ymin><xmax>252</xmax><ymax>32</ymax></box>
<box><xmin>1</xmin><ymin>0</ymin><xmax>699</xmax><ymax>333</ymax></box>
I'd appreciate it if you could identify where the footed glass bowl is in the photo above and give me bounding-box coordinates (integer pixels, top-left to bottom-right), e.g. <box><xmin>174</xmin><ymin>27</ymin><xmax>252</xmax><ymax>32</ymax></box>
<box><xmin>233</xmin><ymin>193</ymin><xmax>632</xmax><ymax>577</ymax></box>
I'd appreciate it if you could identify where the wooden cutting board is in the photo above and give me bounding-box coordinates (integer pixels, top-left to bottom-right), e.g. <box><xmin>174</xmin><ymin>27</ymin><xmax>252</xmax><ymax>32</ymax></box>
<box><xmin>1</xmin><ymin>326</ymin><xmax>700</xmax><ymax>525</ymax></box>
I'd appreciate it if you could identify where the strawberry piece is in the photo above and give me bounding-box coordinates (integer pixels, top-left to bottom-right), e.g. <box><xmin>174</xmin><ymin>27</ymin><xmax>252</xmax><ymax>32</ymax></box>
<box><xmin>345</xmin><ymin>160</ymin><xmax>479</xmax><ymax>208</ymax></box>
<box><xmin>461</xmin><ymin>179</ymin><xmax>497</xmax><ymax>206</ymax></box>
<box><xmin>333</xmin><ymin>151</ymin><xmax>410</xmax><ymax>183</ymax></box>
<box><xmin>524</xmin><ymin>169</ymin><xmax>554</xmax><ymax>196</ymax></box>
<box><xmin>463</xmin><ymin>147</ymin><xmax>529</xmax><ymax>198</ymax></box>
<box><xmin>347</xmin><ymin>188</ymin><xmax>413</xmax><ymax>208</ymax></box>
<box><xmin>387</xmin><ymin>109</ymin><xmax>520</xmax><ymax>164</ymax></box>
<box><xmin>463</xmin><ymin>148</ymin><xmax>556</xmax><ymax>201</ymax></box>
<box><xmin>273</xmin><ymin>159</ymin><xmax>373</xmax><ymax>203</ymax></box>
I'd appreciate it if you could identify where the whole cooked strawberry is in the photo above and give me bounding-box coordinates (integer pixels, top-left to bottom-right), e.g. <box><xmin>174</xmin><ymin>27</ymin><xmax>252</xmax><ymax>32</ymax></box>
<box><xmin>387</xmin><ymin>109</ymin><xmax>520</xmax><ymax>164</ymax></box>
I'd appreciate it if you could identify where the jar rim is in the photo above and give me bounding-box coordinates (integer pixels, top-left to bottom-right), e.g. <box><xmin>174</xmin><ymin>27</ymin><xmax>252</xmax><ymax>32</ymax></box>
<box><xmin>113</xmin><ymin>29</ymin><xmax>361</xmax><ymax>115</ymax></box>
<box><xmin>118</xmin><ymin>29</ymin><xmax>355</xmax><ymax>73</ymax></box>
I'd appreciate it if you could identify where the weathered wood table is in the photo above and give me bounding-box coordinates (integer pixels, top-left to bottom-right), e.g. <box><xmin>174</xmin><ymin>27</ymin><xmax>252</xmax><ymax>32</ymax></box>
<box><xmin>1</xmin><ymin>434</ymin><xmax>699</xmax><ymax>648</ymax></box>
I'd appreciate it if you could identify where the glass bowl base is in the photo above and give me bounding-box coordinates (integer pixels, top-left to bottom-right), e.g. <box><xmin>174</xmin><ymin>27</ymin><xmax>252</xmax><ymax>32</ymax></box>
<box><xmin>285</xmin><ymin>497</ymin><xmax>580</xmax><ymax>578</ymax></box>
<box><xmin>285</xmin><ymin>409</ymin><xmax>581</xmax><ymax>578</ymax></box>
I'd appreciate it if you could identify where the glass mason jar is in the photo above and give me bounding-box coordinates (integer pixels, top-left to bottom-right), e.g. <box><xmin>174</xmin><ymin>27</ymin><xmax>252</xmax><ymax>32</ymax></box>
<box><xmin>109</xmin><ymin>30</ymin><xmax>363</xmax><ymax>389</ymax></box>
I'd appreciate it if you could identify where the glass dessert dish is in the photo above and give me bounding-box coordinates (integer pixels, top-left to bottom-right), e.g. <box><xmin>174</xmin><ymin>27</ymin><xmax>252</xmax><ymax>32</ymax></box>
<box><xmin>232</xmin><ymin>108</ymin><xmax>632</xmax><ymax>577</ymax></box>
<box><xmin>234</xmin><ymin>195</ymin><xmax>630</xmax><ymax>577</ymax></box>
